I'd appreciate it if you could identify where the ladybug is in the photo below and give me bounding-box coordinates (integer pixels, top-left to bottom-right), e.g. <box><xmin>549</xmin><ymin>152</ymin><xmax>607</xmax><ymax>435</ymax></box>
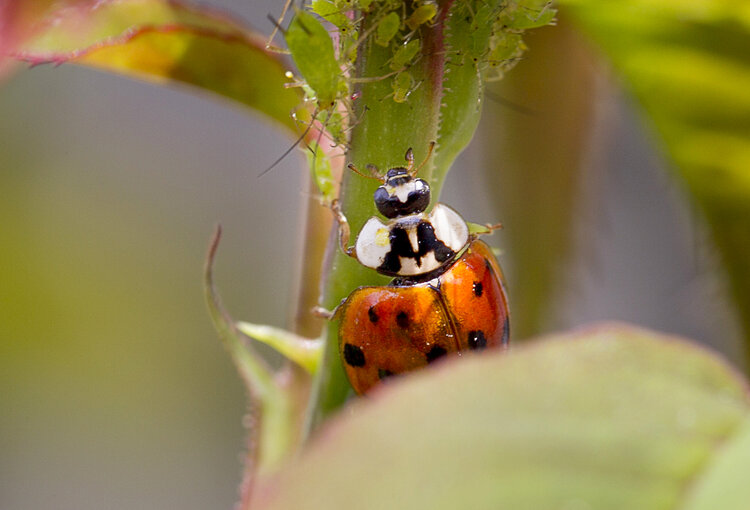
<box><xmin>329</xmin><ymin>144</ymin><xmax>510</xmax><ymax>394</ymax></box>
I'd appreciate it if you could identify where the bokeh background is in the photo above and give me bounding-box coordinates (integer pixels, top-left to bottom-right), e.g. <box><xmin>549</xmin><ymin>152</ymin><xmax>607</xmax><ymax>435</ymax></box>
<box><xmin>1</xmin><ymin>1</ymin><xmax>744</xmax><ymax>508</ymax></box>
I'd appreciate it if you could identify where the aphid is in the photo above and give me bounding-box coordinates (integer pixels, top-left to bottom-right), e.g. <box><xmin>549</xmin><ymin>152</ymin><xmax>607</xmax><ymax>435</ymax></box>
<box><xmin>391</xmin><ymin>71</ymin><xmax>416</xmax><ymax>103</ymax></box>
<box><xmin>498</xmin><ymin>1</ymin><xmax>555</xmax><ymax>30</ymax></box>
<box><xmin>375</xmin><ymin>11</ymin><xmax>401</xmax><ymax>46</ymax></box>
<box><xmin>284</xmin><ymin>9</ymin><xmax>342</xmax><ymax>109</ymax></box>
<box><xmin>328</xmin><ymin>144</ymin><xmax>510</xmax><ymax>394</ymax></box>
<box><xmin>263</xmin><ymin>8</ymin><xmax>353</xmax><ymax>178</ymax></box>
<box><xmin>390</xmin><ymin>39</ymin><xmax>421</xmax><ymax>71</ymax></box>
<box><xmin>405</xmin><ymin>2</ymin><xmax>437</xmax><ymax>31</ymax></box>
<box><xmin>468</xmin><ymin>3</ymin><xmax>495</xmax><ymax>60</ymax></box>
<box><xmin>311</xmin><ymin>0</ymin><xmax>350</xmax><ymax>31</ymax></box>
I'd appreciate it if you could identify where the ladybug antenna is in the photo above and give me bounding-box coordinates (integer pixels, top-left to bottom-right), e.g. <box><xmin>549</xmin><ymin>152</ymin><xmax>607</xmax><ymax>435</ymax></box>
<box><xmin>366</xmin><ymin>164</ymin><xmax>382</xmax><ymax>179</ymax></box>
<box><xmin>404</xmin><ymin>147</ymin><xmax>415</xmax><ymax>172</ymax></box>
<box><xmin>347</xmin><ymin>162</ymin><xmax>382</xmax><ymax>181</ymax></box>
<box><xmin>409</xmin><ymin>141</ymin><xmax>436</xmax><ymax>177</ymax></box>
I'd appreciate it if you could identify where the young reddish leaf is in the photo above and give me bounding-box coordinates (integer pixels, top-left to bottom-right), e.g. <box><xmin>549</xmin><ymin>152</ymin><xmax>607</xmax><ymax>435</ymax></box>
<box><xmin>0</xmin><ymin>0</ymin><xmax>68</xmax><ymax>77</ymax></box>
<box><xmin>0</xmin><ymin>1</ymin><xmax>22</xmax><ymax>69</ymax></box>
<box><xmin>13</xmin><ymin>0</ymin><xmax>302</xmax><ymax>133</ymax></box>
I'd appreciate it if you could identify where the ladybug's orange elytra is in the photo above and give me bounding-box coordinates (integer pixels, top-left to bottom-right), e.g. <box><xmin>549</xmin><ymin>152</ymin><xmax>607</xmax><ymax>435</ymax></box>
<box><xmin>337</xmin><ymin>240</ymin><xmax>509</xmax><ymax>393</ymax></box>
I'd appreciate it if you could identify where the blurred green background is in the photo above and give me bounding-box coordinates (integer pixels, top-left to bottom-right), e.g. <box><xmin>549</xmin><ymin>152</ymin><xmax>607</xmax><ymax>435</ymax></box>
<box><xmin>0</xmin><ymin>2</ymin><xmax>744</xmax><ymax>509</ymax></box>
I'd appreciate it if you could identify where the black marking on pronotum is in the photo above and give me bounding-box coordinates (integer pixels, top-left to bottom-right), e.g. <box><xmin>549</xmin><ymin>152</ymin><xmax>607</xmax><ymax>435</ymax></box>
<box><xmin>378</xmin><ymin>368</ymin><xmax>394</xmax><ymax>380</ymax></box>
<box><xmin>468</xmin><ymin>330</ymin><xmax>487</xmax><ymax>350</ymax></box>
<box><xmin>417</xmin><ymin>222</ymin><xmax>454</xmax><ymax>263</ymax></box>
<box><xmin>343</xmin><ymin>343</ymin><xmax>366</xmax><ymax>367</ymax></box>
<box><xmin>368</xmin><ymin>306</ymin><xmax>379</xmax><ymax>323</ymax></box>
<box><xmin>378</xmin><ymin>221</ymin><xmax>455</xmax><ymax>275</ymax></box>
<box><xmin>396</xmin><ymin>311</ymin><xmax>410</xmax><ymax>329</ymax></box>
<box><xmin>473</xmin><ymin>281</ymin><xmax>483</xmax><ymax>297</ymax></box>
<box><xmin>502</xmin><ymin>318</ymin><xmax>510</xmax><ymax>346</ymax></box>
<box><xmin>379</xmin><ymin>227</ymin><xmax>411</xmax><ymax>274</ymax></box>
<box><xmin>426</xmin><ymin>345</ymin><xmax>448</xmax><ymax>363</ymax></box>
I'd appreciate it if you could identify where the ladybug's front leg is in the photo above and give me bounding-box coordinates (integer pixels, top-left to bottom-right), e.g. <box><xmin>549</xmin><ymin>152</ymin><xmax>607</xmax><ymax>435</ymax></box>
<box><xmin>469</xmin><ymin>222</ymin><xmax>503</xmax><ymax>239</ymax></box>
<box><xmin>312</xmin><ymin>296</ymin><xmax>348</xmax><ymax>321</ymax></box>
<box><xmin>331</xmin><ymin>199</ymin><xmax>357</xmax><ymax>259</ymax></box>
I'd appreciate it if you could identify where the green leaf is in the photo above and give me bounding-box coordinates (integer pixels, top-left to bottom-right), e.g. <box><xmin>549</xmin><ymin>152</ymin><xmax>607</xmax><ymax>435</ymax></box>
<box><xmin>560</xmin><ymin>0</ymin><xmax>750</xmax><ymax>361</ymax></box>
<box><xmin>236</xmin><ymin>321</ymin><xmax>323</xmax><ymax>375</ymax></box>
<box><xmin>684</xmin><ymin>418</ymin><xmax>750</xmax><ymax>510</ymax></box>
<box><xmin>252</xmin><ymin>324</ymin><xmax>750</xmax><ymax>509</ymax></box>
<box><xmin>13</xmin><ymin>0</ymin><xmax>301</xmax><ymax>133</ymax></box>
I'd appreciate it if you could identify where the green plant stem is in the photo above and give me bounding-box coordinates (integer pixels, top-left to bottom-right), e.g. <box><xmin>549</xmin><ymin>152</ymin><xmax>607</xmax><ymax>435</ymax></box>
<box><xmin>304</xmin><ymin>0</ymin><xmax>499</xmax><ymax>430</ymax></box>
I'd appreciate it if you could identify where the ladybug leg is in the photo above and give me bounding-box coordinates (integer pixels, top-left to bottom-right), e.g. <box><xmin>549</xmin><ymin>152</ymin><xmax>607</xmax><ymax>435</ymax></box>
<box><xmin>311</xmin><ymin>306</ymin><xmax>334</xmax><ymax>320</ymax></box>
<box><xmin>331</xmin><ymin>199</ymin><xmax>357</xmax><ymax>259</ymax></box>
<box><xmin>469</xmin><ymin>222</ymin><xmax>503</xmax><ymax>239</ymax></box>
<box><xmin>312</xmin><ymin>295</ymin><xmax>347</xmax><ymax>321</ymax></box>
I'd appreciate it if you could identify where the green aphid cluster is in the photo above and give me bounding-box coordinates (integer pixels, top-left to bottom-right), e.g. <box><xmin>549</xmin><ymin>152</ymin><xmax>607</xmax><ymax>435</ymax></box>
<box><xmin>283</xmin><ymin>0</ymin><xmax>441</xmax><ymax>169</ymax></box>
<box><xmin>284</xmin><ymin>0</ymin><xmax>439</xmax><ymax>204</ymax></box>
<box><xmin>283</xmin><ymin>0</ymin><xmax>554</xmax><ymax>201</ymax></box>
<box><xmin>485</xmin><ymin>0</ymin><xmax>555</xmax><ymax>79</ymax></box>
<box><xmin>372</xmin><ymin>2</ymin><xmax>437</xmax><ymax>103</ymax></box>
<box><xmin>288</xmin><ymin>0</ymin><xmax>555</xmax><ymax>115</ymax></box>
<box><xmin>310</xmin><ymin>0</ymin><xmax>438</xmax><ymax>104</ymax></box>
<box><xmin>445</xmin><ymin>0</ymin><xmax>555</xmax><ymax>81</ymax></box>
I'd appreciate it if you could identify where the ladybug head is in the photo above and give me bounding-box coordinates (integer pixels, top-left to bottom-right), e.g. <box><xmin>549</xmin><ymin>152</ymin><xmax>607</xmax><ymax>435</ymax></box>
<box><xmin>374</xmin><ymin>168</ymin><xmax>431</xmax><ymax>218</ymax></box>
<box><xmin>347</xmin><ymin>144</ymin><xmax>436</xmax><ymax>219</ymax></box>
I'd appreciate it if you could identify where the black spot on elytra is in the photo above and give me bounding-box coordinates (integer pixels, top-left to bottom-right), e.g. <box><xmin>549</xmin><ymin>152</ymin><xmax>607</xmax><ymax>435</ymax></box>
<box><xmin>468</xmin><ymin>330</ymin><xmax>487</xmax><ymax>350</ymax></box>
<box><xmin>502</xmin><ymin>318</ymin><xmax>510</xmax><ymax>346</ymax></box>
<box><xmin>378</xmin><ymin>368</ymin><xmax>394</xmax><ymax>380</ymax></box>
<box><xmin>396</xmin><ymin>311</ymin><xmax>410</xmax><ymax>329</ymax></box>
<box><xmin>368</xmin><ymin>306</ymin><xmax>379</xmax><ymax>323</ymax></box>
<box><xmin>473</xmin><ymin>281</ymin><xmax>483</xmax><ymax>297</ymax></box>
<box><xmin>426</xmin><ymin>345</ymin><xmax>447</xmax><ymax>363</ymax></box>
<box><xmin>343</xmin><ymin>343</ymin><xmax>365</xmax><ymax>367</ymax></box>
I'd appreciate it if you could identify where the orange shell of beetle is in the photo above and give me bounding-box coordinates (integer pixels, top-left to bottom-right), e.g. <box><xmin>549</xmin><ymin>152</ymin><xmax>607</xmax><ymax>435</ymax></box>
<box><xmin>337</xmin><ymin>240</ymin><xmax>510</xmax><ymax>394</ymax></box>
